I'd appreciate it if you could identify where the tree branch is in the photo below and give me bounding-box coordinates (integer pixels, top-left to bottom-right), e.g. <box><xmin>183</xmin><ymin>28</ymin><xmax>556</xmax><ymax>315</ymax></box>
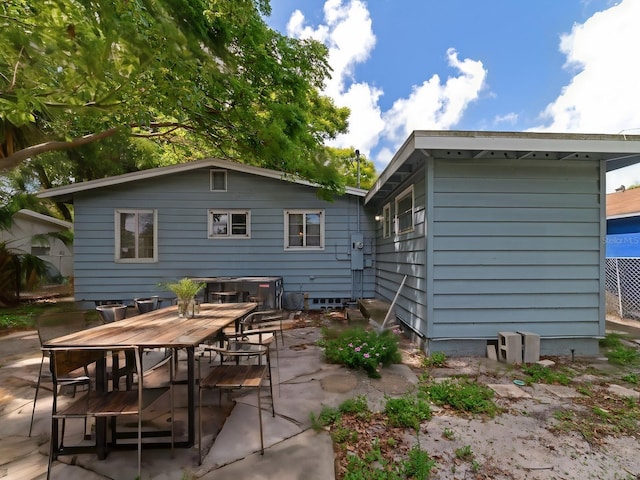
<box><xmin>0</xmin><ymin>128</ymin><xmax>118</xmax><ymax>170</ymax></box>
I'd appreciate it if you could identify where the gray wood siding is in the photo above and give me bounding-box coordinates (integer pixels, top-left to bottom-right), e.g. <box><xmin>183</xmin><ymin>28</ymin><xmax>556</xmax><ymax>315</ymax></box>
<box><xmin>373</xmin><ymin>168</ymin><xmax>428</xmax><ymax>336</ymax></box>
<box><xmin>73</xmin><ymin>168</ymin><xmax>375</xmax><ymax>305</ymax></box>
<box><xmin>431</xmin><ymin>158</ymin><xmax>602</xmax><ymax>339</ymax></box>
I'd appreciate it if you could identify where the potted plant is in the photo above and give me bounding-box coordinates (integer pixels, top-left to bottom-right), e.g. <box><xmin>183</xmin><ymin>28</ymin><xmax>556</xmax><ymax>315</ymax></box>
<box><xmin>163</xmin><ymin>278</ymin><xmax>205</xmax><ymax>318</ymax></box>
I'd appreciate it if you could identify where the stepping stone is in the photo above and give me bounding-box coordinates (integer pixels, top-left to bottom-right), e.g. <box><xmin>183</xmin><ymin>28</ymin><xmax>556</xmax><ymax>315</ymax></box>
<box><xmin>607</xmin><ymin>384</ymin><xmax>640</xmax><ymax>400</ymax></box>
<box><xmin>487</xmin><ymin>384</ymin><xmax>532</xmax><ymax>399</ymax></box>
<box><xmin>375</xmin><ymin>373</ymin><xmax>412</xmax><ymax>395</ymax></box>
<box><xmin>320</xmin><ymin>373</ymin><xmax>358</xmax><ymax>393</ymax></box>
<box><xmin>537</xmin><ymin>384</ymin><xmax>583</xmax><ymax>399</ymax></box>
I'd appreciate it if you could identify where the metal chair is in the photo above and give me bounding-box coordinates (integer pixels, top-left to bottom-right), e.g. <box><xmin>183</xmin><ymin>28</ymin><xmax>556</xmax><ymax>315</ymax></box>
<box><xmin>29</xmin><ymin>313</ymin><xmax>92</xmax><ymax>437</ymax></box>
<box><xmin>47</xmin><ymin>346</ymin><xmax>172</xmax><ymax>480</ymax></box>
<box><xmin>198</xmin><ymin>339</ymin><xmax>275</xmax><ymax>465</ymax></box>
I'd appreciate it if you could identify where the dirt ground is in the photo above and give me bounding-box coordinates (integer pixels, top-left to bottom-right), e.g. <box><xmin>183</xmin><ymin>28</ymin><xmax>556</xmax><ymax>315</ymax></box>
<box><xmin>306</xmin><ymin>311</ymin><xmax>640</xmax><ymax>480</ymax></box>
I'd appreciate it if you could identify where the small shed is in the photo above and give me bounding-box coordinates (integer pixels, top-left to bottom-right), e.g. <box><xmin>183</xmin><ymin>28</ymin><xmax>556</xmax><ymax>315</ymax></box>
<box><xmin>365</xmin><ymin>130</ymin><xmax>640</xmax><ymax>356</ymax></box>
<box><xmin>0</xmin><ymin>209</ymin><xmax>73</xmax><ymax>278</ymax></box>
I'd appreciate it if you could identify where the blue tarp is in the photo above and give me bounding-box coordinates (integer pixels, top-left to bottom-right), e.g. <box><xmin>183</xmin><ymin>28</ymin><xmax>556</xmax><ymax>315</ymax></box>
<box><xmin>606</xmin><ymin>233</ymin><xmax>640</xmax><ymax>258</ymax></box>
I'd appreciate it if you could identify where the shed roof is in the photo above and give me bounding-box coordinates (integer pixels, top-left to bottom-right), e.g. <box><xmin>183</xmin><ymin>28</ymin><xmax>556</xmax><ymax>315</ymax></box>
<box><xmin>606</xmin><ymin>188</ymin><xmax>640</xmax><ymax>219</ymax></box>
<box><xmin>13</xmin><ymin>209</ymin><xmax>73</xmax><ymax>230</ymax></box>
<box><xmin>366</xmin><ymin>130</ymin><xmax>640</xmax><ymax>205</ymax></box>
<box><xmin>38</xmin><ymin>157</ymin><xmax>367</xmax><ymax>202</ymax></box>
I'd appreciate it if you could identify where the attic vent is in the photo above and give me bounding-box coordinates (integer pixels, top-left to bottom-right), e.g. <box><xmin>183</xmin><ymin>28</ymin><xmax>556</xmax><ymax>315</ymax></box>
<box><xmin>210</xmin><ymin>170</ymin><xmax>227</xmax><ymax>192</ymax></box>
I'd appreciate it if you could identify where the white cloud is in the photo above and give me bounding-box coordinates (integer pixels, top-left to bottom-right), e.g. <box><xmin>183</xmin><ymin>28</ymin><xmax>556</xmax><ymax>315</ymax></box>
<box><xmin>286</xmin><ymin>1</ymin><xmax>487</xmax><ymax>166</ymax></box>
<box><xmin>530</xmin><ymin>0</ymin><xmax>640</xmax><ymax>192</ymax></box>
<box><xmin>382</xmin><ymin>49</ymin><xmax>487</xmax><ymax>145</ymax></box>
<box><xmin>535</xmin><ymin>0</ymin><xmax>640</xmax><ymax>134</ymax></box>
<box><xmin>494</xmin><ymin>112</ymin><xmax>519</xmax><ymax>126</ymax></box>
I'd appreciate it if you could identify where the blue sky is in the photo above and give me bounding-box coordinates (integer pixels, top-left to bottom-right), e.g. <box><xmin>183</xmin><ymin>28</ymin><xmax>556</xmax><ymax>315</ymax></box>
<box><xmin>266</xmin><ymin>0</ymin><xmax>640</xmax><ymax>192</ymax></box>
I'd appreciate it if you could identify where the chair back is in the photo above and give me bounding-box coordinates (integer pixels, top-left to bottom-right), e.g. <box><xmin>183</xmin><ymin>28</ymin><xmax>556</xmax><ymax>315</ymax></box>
<box><xmin>50</xmin><ymin>349</ymin><xmax>103</xmax><ymax>379</ymax></box>
<box><xmin>36</xmin><ymin>311</ymin><xmax>90</xmax><ymax>346</ymax></box>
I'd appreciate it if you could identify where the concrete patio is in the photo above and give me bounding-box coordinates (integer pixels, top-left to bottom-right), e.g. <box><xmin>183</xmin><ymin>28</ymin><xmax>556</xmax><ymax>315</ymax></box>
<box><xmin>0</xmin><ymin>318</ymin><xmax>421</xmax><ymax>480</ymax></box>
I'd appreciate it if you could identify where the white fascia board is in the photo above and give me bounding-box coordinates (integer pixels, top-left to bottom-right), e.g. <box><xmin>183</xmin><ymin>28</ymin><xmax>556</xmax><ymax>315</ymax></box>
<box><xmin>412</xmin><ymin>130</ymin><xmax>640</xmax><ymax>155</ymax></box>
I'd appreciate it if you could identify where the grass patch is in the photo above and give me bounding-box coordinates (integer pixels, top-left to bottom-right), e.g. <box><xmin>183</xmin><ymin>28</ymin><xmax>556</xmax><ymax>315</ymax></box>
<box><xmin>421</xmin><ymin>378</ymin><xmax>499</xmax><ymax>417</ymax></box>
<box><xmin>520</xmin><ymin>363</ymin><xmax>573</xmax><ymax>385</ymax></box>
<box><xmin>599</xmin><ymin>333</ymin><xmax>625</xmax><ymax>348</ymax></box>
<box><xmin>384</xmin><ymin>394</ymin><xmax>431</xmax><ymax>430</ymax></box>
<box><xmin>606</xmin><ymin>345</ymin><xmax>640</xmax><ymax>366</ymax></box>
<box><xmin>0</xmin><ymin>301</ymin><xmax>85</xmax><ymax>331</ymax></box>
<box><xmin>423</xmin><ymin>351</ymin><xmax>446</xmax><ymax>368</ymax></box>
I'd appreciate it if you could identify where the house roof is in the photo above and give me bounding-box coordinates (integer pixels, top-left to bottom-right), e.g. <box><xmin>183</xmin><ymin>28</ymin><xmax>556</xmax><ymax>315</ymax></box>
<box><xmin>13</xmin><ymin>209</ymin><xmax>73</xmax><ymax>230</ymax></box>
<box><xmin>365</xmin><ymin>130</ymin><xmax>640</xmax><ymax>205</ymax></box>
<box><xmin>606</xmin><ymin>188</ymin><xmax>640</xmax><ymax>219</ymax></box>
<box><xmin>37</xmin><ymin>158</ymin><xmax>368</xmax><ymax>202</ymax></box>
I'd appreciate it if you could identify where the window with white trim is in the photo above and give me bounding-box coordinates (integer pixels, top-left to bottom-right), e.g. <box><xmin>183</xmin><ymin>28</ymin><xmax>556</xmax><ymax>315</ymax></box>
<box><xmin>395</xmin><ymin>186</ymin><xmax>414</xmax><ymax>234</ymax></box>
<box><xmin>115</xmin><ymin>209</ymin><xmax>157</xmax><ymax>262</ymax></box>
<box><xmin>208</xmin><ymin>209</ymin><xmax>250</xmax><ymax>238</ymax></box>
<box><xmin>210</xmin><ymin>169</ymin><xmax>227</xmax><ymax>191</ymax></box>
<box><xmin>382</xmin><ymin>202</ymin><xmax>391</xmax><ymax>238</ymax></box>
<box><xmin>284</xmin><ymin>210</ymin><xmax>324</xmax><ymax>249</ymax></box>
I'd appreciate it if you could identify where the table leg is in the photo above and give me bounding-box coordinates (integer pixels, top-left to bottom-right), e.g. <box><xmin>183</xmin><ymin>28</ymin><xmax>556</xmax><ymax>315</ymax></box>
<box><xmin>95</xmin><ymin>355</ymin><xmax>108</xmax><ymax>459</ymax></box>
<box><xmin>187</xmin><ymin>346</ymin><xmax>195</xmax><ymax>447</ymax></box>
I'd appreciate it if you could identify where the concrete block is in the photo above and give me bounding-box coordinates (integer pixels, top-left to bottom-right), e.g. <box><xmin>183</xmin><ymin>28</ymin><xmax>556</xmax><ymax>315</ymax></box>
<box><xmin>486</xmin><ymin>344</ymin><xmax>498</xmax><ymax>361</ymax></box>
<box><xmin>498</xmin><ymin>331</ymin><xmax>522</xmax><ymax>364</ymax></box>
<box><xmin>518</xmin><ymin>331</ymin><xmax>540</xmax><ymax>363</ymax></box>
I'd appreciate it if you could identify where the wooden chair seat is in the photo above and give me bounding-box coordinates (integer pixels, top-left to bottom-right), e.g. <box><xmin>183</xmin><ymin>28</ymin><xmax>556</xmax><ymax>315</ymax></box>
<box><xmin>47</xmin><ymin>346</ymin><xmax>172</xmax><ymax>480</ymax></box>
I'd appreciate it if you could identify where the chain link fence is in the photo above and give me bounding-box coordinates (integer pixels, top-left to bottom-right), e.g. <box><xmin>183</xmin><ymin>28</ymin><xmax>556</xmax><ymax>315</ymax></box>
<box><xmin>605</xmin><ymin>258</ymin><xmax>640</xmax><ymax>319</ymax></box>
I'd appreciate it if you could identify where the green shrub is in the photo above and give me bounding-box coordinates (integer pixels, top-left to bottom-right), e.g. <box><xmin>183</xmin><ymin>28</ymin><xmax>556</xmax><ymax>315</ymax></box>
<box><xmin>320</xmin><ymin>327</ymin><xmax>402</xmax><ymax>378</ymax></box>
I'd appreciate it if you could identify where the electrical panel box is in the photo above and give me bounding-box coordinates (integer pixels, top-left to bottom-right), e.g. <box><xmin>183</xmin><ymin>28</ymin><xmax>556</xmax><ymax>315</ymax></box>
<box><xmin>351</xmin><ymin>233</ymin><xmax>364</xmax><ymax>271</ymax></box>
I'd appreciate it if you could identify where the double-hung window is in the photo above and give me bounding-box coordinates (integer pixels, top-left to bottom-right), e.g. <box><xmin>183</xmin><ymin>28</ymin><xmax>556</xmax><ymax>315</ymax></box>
<box><xmin>115</xmin><ymin>209</ymin><xmax>157</xmax><ymax>262</ymax></box>
<box><xmin>284</xmin><ymin>210</ymin><xmax>324</xmax><ymax>250</ymax></box>
<box><xmin>395</xmin><ymin>186</ymin><xmax>414</xmax><ymax>234</ymax></box>
<box><xmin>208</xmin><ymin>209</ymin><xmax>250</xmax><ymax>238</ymax></box>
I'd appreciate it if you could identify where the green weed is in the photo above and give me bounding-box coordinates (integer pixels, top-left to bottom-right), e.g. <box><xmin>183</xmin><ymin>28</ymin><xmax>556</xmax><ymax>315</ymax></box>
<box><xmin>402</xmin><ymin>444</ymin><xmax>436</xmax><ymax>479</ymax></box>
<box><xmin>521</xmin><ymin>364</ymin><xmax>573</xmax><ymax>385</ymax></box>
<box><xmin>606</xmin><ymin>345</ymin><xmax>640</xmax><ymax>366</ymax></box>
<box><xmin>455</xmin><ymin>445</ymin><xmax>474</xmax><ymax>461</ymax></box>
<box><xmin>384</xmin><ymin>394</ymin><xmax>432</xmax><ymax>430</ymax></box>
<box><xmin>599</xmin><ymin>333</ymin><xmax>625</xmax><ymax>348</ymax></box>
<box><xmin>423</xmin><ymin>351</ymin><xmax>447</xmax><ymax>368</ymax></box>
<box><xmin>621</xmin><ymin>372</ymin><xmax>638</xmax><ymax>384</ymax></box>
<box><xmin>442</xmin><ymin>427</ymin><xmax>455</xmax><ymax>440</ymax></box>
<box><xmin>422</xmin><ymin>378</ymin><xmax>498</xmax><ymax>416</ymax></box>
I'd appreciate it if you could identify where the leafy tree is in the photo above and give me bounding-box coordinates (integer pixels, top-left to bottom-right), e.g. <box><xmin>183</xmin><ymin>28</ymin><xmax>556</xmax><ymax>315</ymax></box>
<box><xmin>0</xmin><ymin>0</ymin><xmax>350</xmax><ymax>192</ymax></box>
<box><xmin>325</xmin><ymin>147</ymin><xmax>377</xmax><ymax>190</ymax></box>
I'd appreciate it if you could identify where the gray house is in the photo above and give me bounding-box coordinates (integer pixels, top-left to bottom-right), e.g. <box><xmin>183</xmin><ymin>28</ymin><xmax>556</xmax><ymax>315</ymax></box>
<box><xmin>38</xmin><ymin>159</ymin><xmax>375</xmax><ymax>310</ymax></box>
<box><xmin>365</xmin><ymin>131</ymin><xmax>640</xmax><ymax>356</ymax></box>
<box><xmin>39</xmin><ymin>130</ymin><xmax>640</xmax><ymax>356</ymax></box>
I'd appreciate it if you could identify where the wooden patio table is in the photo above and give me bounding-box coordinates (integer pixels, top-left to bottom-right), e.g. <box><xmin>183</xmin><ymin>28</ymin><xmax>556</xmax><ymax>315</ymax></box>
<box><xmin>42</xmin><ymin>302</ymin><xmax>257</xmax><ymax>459</ymax></box>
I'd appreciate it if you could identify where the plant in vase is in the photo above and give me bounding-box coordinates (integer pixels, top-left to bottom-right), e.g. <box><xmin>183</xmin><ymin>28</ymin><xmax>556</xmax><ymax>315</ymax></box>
<box><xmin>163</xmin><ymin>278</ymin><xmax>205</xmax><ymax>318</ymax></box>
